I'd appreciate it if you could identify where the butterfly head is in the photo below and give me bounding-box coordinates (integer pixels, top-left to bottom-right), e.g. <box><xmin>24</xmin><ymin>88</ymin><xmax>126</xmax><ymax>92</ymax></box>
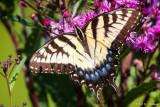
<box><xmin>74</xmin><ymin>25</ymin><xmax>85</xmax><ymax>41</ymax></box>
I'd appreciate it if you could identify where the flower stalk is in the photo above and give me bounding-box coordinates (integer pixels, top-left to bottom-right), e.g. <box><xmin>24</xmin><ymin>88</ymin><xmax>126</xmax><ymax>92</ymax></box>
<box><xmin>0</xmin><ymin>54</ymin><xmax>22</xmax><ymax>107</ymax></box>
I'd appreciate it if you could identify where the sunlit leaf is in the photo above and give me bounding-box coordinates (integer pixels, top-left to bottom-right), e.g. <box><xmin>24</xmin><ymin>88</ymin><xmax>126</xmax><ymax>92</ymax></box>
<box><xmin>9</xmin><ymin>56</ymin><xmax>27</xmax><ymax>91</ymax></box>
<box><xmin>122</xmin><ymin>80</ymin><xmax>160</xmax><ymax>107</ymax></box>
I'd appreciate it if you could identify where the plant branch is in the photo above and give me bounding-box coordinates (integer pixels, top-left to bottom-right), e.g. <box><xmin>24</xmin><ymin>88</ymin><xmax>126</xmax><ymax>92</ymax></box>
<box><xmin>0</xmin><ymin>72</ymin><xmax>5</xmax><ymax>78</ymax></box>
<box><xmin>9</xmin><ymin>63</ymin><xmax>16</xmax><ymax>77</ymax></box>
<box><xmin>99</xmin><ymin>90</ymin><xmax>103</xmax><ymax>107</ymax></box>
<box><xmin>6</xmin><ymin>77</ymin><xmax>12</xmax><ymax>107</ymax></box>
<box><xmin>21</xmin><ymin>0</ymin><xmax>51</xmax><ymax>20</ymax></box>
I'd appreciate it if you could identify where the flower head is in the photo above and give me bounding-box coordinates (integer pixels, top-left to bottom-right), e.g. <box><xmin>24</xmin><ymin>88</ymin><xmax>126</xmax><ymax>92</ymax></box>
<box><xmin>152</xmin><ymin>72</ymin><xmax>160</xmax><ymax>80</ymax></box>
<box><xmin>99</xmin><ymin>0</ymin><xmax>112</xmax><ymax>14</ymax></box>
<box><xmin>133</xmin><ymin>34</ymin><xmax>155</xmax><ymax>53</ymax></box>
<box><xmin>126</xmin><ymin>31</ymin><xmax>137</xmax><ymax>47</ymax></box>
<box><xmin>77</xmin><ymin>10</ymin><xmax>97</xmax><ymax>28</ymax></box>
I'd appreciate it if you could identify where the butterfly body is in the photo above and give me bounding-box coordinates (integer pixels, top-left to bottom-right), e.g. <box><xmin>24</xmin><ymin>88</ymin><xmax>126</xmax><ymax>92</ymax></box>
<box><xmin>29</xmin><ymin>8</ymin><xmax>143</xmax><ymax>104</ymax></box>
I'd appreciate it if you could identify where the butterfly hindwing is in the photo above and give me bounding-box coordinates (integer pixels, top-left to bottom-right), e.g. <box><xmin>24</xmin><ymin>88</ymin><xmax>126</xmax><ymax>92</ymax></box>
<box><xmin>83</xmin><ymin>8</ymin><xmax>143</xmax><ymax>49</ymax></box>
<box><xmin>29</xmin><ymin>34</ymin><xmax>77</xmax><ymax>73</ymax></box>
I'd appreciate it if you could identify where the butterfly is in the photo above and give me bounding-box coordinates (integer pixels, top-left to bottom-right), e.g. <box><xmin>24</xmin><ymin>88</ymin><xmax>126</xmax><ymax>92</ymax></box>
<box><xmin>29</xmin><ymin>8</ymin><xmax>143</xmax><ymax>104</ymax></box>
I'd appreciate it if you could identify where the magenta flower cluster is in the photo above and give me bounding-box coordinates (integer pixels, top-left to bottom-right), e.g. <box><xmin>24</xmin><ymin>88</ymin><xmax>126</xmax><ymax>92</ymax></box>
<box><xmin>44</xmin><ymin>0</ymin><xmax>159</xmax><ymax>53</ymax></box>
<box><xmin>126</xmin><ymin>0</ymin><xmax>160</xmax><ymax>53</ymax></box>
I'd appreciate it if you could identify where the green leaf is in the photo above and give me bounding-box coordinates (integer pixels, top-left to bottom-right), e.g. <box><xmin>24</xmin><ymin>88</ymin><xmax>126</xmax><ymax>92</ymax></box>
<box><xmin>122</xmin><ymin>80</ymin><xmax>160</xmax><ymax>107</ymax></box>
<box><xmin>72</xmin><ymin>0</ymin><xmax>86</xmax><ymax>15</ymax></box>
<box><xmin>86</xmin><ymin>0</ymin><xmax>96</xmax><ymax>10</ymax></box>
<box><xmin>9</xmin><ymin>56</ymin><xmax>27</xmax><ymax>91</ymax></box>
<box><xmin>3</xmin><ymin>15</ymin><xmax>36</xmax><ymax>27</ymax></box>
<box><xmin>119</xmin><ymin>46</ymin><xmax>132</xmax><ymax>61</ymax></box>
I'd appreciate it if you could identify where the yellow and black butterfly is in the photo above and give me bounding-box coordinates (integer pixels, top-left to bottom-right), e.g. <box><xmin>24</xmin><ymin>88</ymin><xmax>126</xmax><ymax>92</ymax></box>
<box><xmin>29</xmin><ymin>8</ymin><xmax>143</xmax><ymax>104</ymax></box>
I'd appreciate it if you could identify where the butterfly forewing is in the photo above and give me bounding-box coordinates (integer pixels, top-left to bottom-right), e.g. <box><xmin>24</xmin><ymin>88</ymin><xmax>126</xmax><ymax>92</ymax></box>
<box><xmin>83</xmin><ymin>8</ymin><xmax>143</xmax><ymax>50</ymax></box>
<box><xmin>29</xmin><ymin>34</ymin><xmax>77</xmax><ymax>73</ymax></box>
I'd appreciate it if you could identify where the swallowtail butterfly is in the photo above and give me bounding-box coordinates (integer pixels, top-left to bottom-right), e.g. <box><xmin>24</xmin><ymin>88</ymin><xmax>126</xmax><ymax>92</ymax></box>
<box><xmin>29</xmin><ymin>8</ymin><xmax>143</xmax><ymax>104</ymax></box>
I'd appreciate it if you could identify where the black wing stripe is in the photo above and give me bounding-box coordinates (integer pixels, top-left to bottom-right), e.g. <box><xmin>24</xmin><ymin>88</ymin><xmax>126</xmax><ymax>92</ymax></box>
<box><xmin>111</xmin><ymin>9</ymin><xmax>143</xmax><ymax>49</ymax></box>
<box><xmin>103</xmin><ymin>13</ymin><xmax>109</xmax><ymax>37</ymax></box>
<box><xmin>29</xmin><ymin>35</ymin><xmax>77</xmax><ymax>73</ymax></box>
<box><xmin>91</xmin><ymin>17</ymin><xmax>98</xmax><ymax>39</ymax></box>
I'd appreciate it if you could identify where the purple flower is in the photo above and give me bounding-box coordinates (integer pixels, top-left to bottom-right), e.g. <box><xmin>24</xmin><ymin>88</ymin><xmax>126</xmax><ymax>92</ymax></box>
<box><xmin>141</xmin><ymin>21</ymin><xmax>153</xmax><ymax>31</ymax></box>
<box><xmin>99</xmin><ymin>0</ymin><xmax>112</xmax><ymax>14</ymax></box>
<box><xmin>153</xmin><ymin>8</ymin><xmax>160</xmax><ymax>15</ymax></box>
<box><xmin>152</xmin><ymin>72</ymin><xmax>160</xmax><ymax>80</ymax></box>
<box><xmin>153</xmin><ymin>26</ymin><xmax>160</xmax><ymax>34</ymax></box>
<box><xmin>77</xmin><ymin>10</ymin><xmax>97</xmax><ymax>27</ymax></box>
<box><xmin>115</xmin><ymin>0</ymin><xmax>139</xmax><ymax>8</ymax></box>
<box><xmin>126</xmin><ymin>31</ymin><xmax>137</xmax><ymax>47</ymax></box>
<box><xmin>133</xmin><ymin>34</ymin><xmax>155</xmax><ymax>53</ymax></box>
<box><xmin>142</xmin><ymin>7</ymin><xmax>152</xmax><ymax>15</ymax></box>
<box><xmin>49</xmin><ymin>20</ymin><xmax>62</xmax><ymax>37</ymax></box>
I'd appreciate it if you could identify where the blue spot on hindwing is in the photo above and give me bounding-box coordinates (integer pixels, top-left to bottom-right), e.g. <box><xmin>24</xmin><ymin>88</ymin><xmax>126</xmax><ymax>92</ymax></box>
<box><xmin>108</xmin><ymin>50</ymin><xmax>113</xmax><ymax>55</ymax></box>
<box><xmin>90</xmin><ymin>74</ymin><xmax>96</xmax><ymax>82</ymax></box>
<box><xmin>106</xmin><ymin>64</ymin><xmax>111</xmax><ymax>70</ymax></box>
<box><xmin>97</xmin><ymin>70</ymin><xmax>102</xmax><ymax>76</ymax></box>
<box><xmin>95</xmin><ymin>72</ymin><xmax>100</xmax><ymax>80</ymax></box>
<box><xmin>108</xmin><ymin>57</ymin><xmax>113</xmax><ymax>62</ymax></box>
<box><xmin>79</xmin><ymin>70</ymin><xmax>83</xmax><ymax>76</ymax></box>
<box><xmin>102</xmin><ymin>67</ymin><xmax>108</xmax><ymax>76</ymax></box>
<box><xmin>85</xmin><ymin>74</ymin><xmax>90</xmax><ymax>80</ymax></box>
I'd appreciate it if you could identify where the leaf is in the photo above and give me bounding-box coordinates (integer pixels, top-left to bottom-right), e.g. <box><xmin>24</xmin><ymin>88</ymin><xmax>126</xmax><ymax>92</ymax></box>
<box><xmin>86</xmin><ymin>0</ymin><xmax>96</xmax><ymax>10</ymax></box>
<box><xmin>9</xmin><ymin>56</ymin><xmax>27</xmax><ymax>91</ymax></box>
<box><xmin>72</xmin><ymin>0</ymin><xmax>86</xmax><ymax>15</ymax></box>
<box><xmin>33</xmin><ymin>74</ymin><xmax>78</xmax><ymax>107</ymax></box>
<box><xmin>119</xmin><ymin>46</ymin><xmax>132</xmax><ymax>61</ymax></box>
<box><xmin>3</xmin><ymin>15</ymin><xmax>36</xmax><ymax>27</ymax></box>
<box><xmin>122</xmin><ymin>80</ymin><xmax>160</xmax><ymax>107</ymax></box>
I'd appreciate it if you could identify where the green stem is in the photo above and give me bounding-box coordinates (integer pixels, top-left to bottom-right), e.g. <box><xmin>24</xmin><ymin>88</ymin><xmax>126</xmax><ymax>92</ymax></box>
<box><xmin>0</xmin><ymin>72</ymin><xmax>5</xmax><ymax>78</ymax></box>
<box><xmin>6</xmin><ymin>77</ymin><xmax>12</xmax><ymax>107</ymax></box>
<box><xmin>9</xmin><ymin>63</ymin><xmax>16</xmax><ymax>77</ymax></box>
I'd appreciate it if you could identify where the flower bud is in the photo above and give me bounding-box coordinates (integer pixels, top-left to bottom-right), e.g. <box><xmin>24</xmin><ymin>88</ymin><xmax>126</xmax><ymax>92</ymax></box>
<box><xmin>16</xmin><ymin>61</ymin><xmax>20</xmax><ymax>64</ymax></box>
<box><xmin>93</xmin><ymin>1</ymin><xmax>100</xmax><ymax>8</ymax></box>
<box><xmin>60</xmin><ymin>4</ymin><xmax>66</xmax><ymax>10</ymax></box>
<box><xmin>30</xmin><ymin>13</ymin><xmax>36</xmax><ymax>19</ymax></box>
<box><xmin>15</xmin><ymin>57</ymin><xmax>18</xmax><ymax>61</ymax></box>
<box><xmin>44</xmin><ymin>19</ymin><xmax>50</xmax><ymax>26</ymax></box>
<box><xmin>18</xmin><ymin>55</ymin><xmax>21</xmax><ymax>60</ymax></box>
<box><xmin>8</xmin><ymin>54</ymin><xmax>12</xmax><ymax>58</ymax></box>
<box><xmin>63</xmin><ymin>11</ymin><xmax>69</xmax><ymax>18</ymax></box>
<box><xmin>111</xmin><ymin>1</ymin><xmax>116</xmax><ymax>6</ymax></box>
<box><xmin>150</xmin><ymin>64</ymin><xmax>156</xmax><ymax>70</ymax></box>
<box><xmin>30</xmin><ymin>13</ymin><xmax>39</xmax><ymax>23</ymax></box>
<box><xmin>23</xmin><ymin>102</ymin><xmax>27</xmax><ymax>106</ymax></box>
<box><xmin>0</xmin><ymin>104</ymin><xmax>4</xmax><ymax>107</ymax></box>
<box><xmin>140</xmin><ymin>2</ymin><xmax>146</xmax><ymax>6</ymax></box>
